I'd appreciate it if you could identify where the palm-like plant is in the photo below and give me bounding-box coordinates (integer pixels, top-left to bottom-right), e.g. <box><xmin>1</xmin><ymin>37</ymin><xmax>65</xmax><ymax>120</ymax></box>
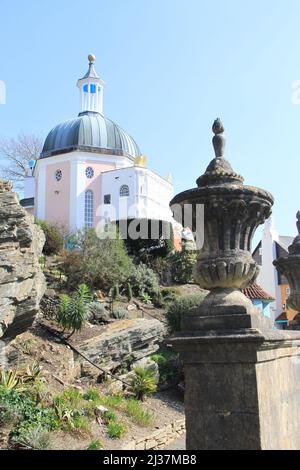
<box><xmin>57</xmin><ymin>284</ymin><xmax>92</xmax><ymax>335</ymax></box>
<box><xmin>129</xmin><ymin>366</ymin><xmax>157</xmax><ymax>401</ymax></box>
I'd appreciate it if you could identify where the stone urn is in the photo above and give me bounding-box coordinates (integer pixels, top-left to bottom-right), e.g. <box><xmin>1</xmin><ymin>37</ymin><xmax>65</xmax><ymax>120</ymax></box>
<box><xmin>170</xmin><ymin>119</ymin><xmax>274</xmax><ymax>330</ymax></box>
<box><xmin>274</xmin><ymin>212</ymin><xmax>300</xmax><ymax>325</ymax></box>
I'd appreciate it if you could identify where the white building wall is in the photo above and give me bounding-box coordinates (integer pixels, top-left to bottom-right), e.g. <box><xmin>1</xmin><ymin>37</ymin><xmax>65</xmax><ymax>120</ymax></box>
<box><xmin>24</xmin><ymin>176</ymin><xmax>35</xmax><ymax>199</ymax></box>
<box><xmin>256</xmin><ymin>217</ymin><xmax>282</xmax><ymax>322</ymax></box>
<box><xmin>100</xmin><ymin>166</ymin><xmax>173</xmax><ymax>225</ymax></box>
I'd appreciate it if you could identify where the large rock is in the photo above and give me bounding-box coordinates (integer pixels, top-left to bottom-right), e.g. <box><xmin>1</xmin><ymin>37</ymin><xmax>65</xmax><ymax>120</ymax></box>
<box><xmin>0</xmin><ymin>186</ymin><xmax>46</xmax><ymax>342</ymax></box>
<box><xmin>77</xmin><ymin>318</ymin><xmax>165</xmax><ymax>375</ymax></box>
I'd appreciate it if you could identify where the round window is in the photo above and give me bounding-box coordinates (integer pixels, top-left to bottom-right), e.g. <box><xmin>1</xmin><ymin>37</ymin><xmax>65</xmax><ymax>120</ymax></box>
<box><xmin>85</xmin><ymin>167</ymin><xmax>94</xmax><ymax>179</ymax></box>
<box><xmin>55</xmin><ymin>169</ymin><xmax>62</xmax><ymax>181</ymax></box>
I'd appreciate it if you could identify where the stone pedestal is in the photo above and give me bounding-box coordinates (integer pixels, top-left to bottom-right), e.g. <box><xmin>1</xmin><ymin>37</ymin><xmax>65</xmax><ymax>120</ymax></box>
<box><xmin>170</xmin><ymin>315</ymin><xmax>300</xmax><ymax>449</ymax></box>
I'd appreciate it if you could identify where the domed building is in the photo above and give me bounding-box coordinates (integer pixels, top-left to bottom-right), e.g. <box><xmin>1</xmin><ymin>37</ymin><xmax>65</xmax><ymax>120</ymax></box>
<box><xmin>22</xmin><ymin>55</ymin><xmax>174</xmax><ymax>240</ymax></box>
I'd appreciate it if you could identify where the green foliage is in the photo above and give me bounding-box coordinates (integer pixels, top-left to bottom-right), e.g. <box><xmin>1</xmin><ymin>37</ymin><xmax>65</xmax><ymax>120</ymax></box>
<box><xmin>87</xmin><ymin>439</ymin><xmax>103</xmax><ymax>450</ymax></box>
<box><xmin>127</xmin><ymin>283</ymin><xmax>133</xmax><ymax>301</ymax></box>
<box><xmin>169</xmin><ymin>249</ymin><xmax>198</xmax><ymax>284</ymax></box>
<box><xmin>113</xmin><ymin>284</ymin><xmax>120</xmax><ymax>299</ymax></box>
<box><xmin>166</xmin><ymin>293</ymin><xmax>207</xmax><ymax>333</ymax></box>
<box><xmin>107</xmin><ymin>420</ymin><xmax>126</xmax><ymax>439</ymax></box>
<box><xmin>38</xmin><ymin>255</ymin><xmax>46</xmax><ymax>269</ymax></box>
<box><xmin>57</xmin><ymin>284</ymin><xmax>92</xmax><ymax>333</ymax></box>
<box><xmin>160</xmin><ymin>287</ymin><xmax>181</xmax><ymax>303</ymax></box>
<box><xmin>111</xmin><ymin>307</ymin><xmax>128</xmax><ymax>320</ymax></box>
<box><xmin>151</xmin><ymin>350</ymin><xmax>181</xmax><ymax>386</ymax></box>
<box><xmin>124</xmin><ymin>398</ymin><xmax>152</xmax><ymax>426</ymax></box>
<box><xmin>103</xmin><ymin>410</ymin><xmax>117</xmax><ymax>423</ymax></box>
<box><xmin>0</xmin><ymin>387</ymin><xmax>58</xmax><ymax>439</ymax></box>
<box><xmin>88</xmin><ymin>302</ymin><xmax>109</xmax><ymax>323</ymax></box>
<box><xmin>35</xmin><ymin>219</ymin><xmax>64</xmax><ymax>256</ymax></box>
<box><xmin>11</xmin><ymin>425</ymin><xmax>52</xmax><ymax>450</ymax></box>
<box><xmin>83</xmin><ymin>388</ymin><xmax>101</xmax><ymax>402</ymax></box>
<box><xmin>0</xmin><ymin>369</ymin><xmax>23</xmax><ymax>391</ymax></box>
<box><xmin>129</xmin><ymin>264</ymin><xmax>159</xmax><ymax>299</ymax></box>
<box><xmin>129</xmin><ymin>366</ymin><xmax>157</xmax><ymax>401</ymax></box>
<box><xmin>60</xmin><ymin>227</ymin><xmax>133</xmax><ymax>292</ymax></box>
<box><xmin>140</xmin><ymin>292</ymin><xmax>152</xmax><ymax>304</ymax></box>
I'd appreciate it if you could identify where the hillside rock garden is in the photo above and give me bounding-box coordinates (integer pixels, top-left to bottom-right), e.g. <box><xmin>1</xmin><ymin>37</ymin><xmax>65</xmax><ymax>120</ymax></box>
<box><xmin>0</xmin><ymin>184</ymin><xmax>208</xmax><ymax>450</ymax></box>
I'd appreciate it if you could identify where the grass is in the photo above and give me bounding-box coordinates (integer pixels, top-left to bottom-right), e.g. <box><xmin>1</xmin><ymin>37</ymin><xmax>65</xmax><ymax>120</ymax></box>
<box><xmin>124</xmin><ymin>398</ymin><xmax>152</xmax><ymax>427</ymax></box>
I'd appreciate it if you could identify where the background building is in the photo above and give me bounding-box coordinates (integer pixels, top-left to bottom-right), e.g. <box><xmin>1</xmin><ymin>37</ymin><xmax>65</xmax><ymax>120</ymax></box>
<box><xmin>253</xmin><ymin>217</ymin><xmax>297</xmax><ymax>327</ymax></box>
<box><xmin>21</xmin><ymin>55</ymin><xmax>174</xmax><ymax>242</ymax></box>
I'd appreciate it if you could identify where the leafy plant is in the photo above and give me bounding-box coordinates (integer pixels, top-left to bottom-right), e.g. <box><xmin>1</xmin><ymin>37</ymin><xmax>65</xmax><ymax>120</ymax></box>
<box><xmin>129</xmin><ymin>366</ymin><xmax>157</xmax><ymax>401</ymax></box>
<box><xmin>129</xmin><ymin>264</ymin><xmax>159</xmax><ymax>299</ymax></box>
<box><xmin>59</xmin><ymin>227</ymin><xmax>133</xmax><ymax>292</ymax></box>
<box><xmin>140</xmin><ymin>292</ymin><xmax>152</xmax><ymax>304</ymax></box>
<box><xmin>57</xmin><ymin>284</ymin><xmax>92</xmax><ymax>334</ymax></box>
<box><xmin>110</xmin><ymin>308</ymin><xmax>128</xmax><ymax>320</ymax></box>
<box><xmin>0</xmin><ymin>369</ymin><xmax>23</xmax><ymax>391</ymax></box>
<box><xmin>88</xmin><ymin>302</ymin><xmax>109</xmax><ymax>323</ymax></box>
<box><xmin>87</xmin><ymin>439</ymin><xmax>103</xmax><ymax>450</ymax></box>
<box><xmin>35</xmin><ymin>219</ymin><xmax>64</xmax><ymax>256</ymax></box>
<box><xmin>103</xmin><ymin>410</ymin><xmax>117</xmax><ymax>424</ymax></box>
<box><xmin>166</xmin><ymin>293</ymin><xmax>207</xmax><ymax>333</ymax></box>
<box><xmin>169</xmin><ymin>249</ymin><xmax>198</xmax><ymax>284</ymax></box>
<box><xmin>151</xmin><ymin>350</ymin><xmax>181</xmax><ymax>386</ymax></box>
<box><xmin>83</xmin><ymin>388</ymin><xmax>101</xmax><ymax>402</ymax></box>
<box><xmin>107</xmin><ymin>420</ymin><xmax>126</xmax><ymax>439</ymax></box>
<box><xmin>11</xmin><ymin>425</ymin><xmax>52</xmax><ymax>450</ymax></box>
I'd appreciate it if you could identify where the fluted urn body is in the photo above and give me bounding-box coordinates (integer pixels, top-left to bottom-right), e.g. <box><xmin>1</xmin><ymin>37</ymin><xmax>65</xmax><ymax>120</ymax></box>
<box><xmin>170</xmin><ymin>119</ymin><xmax>274</xmax><ymax>324</ymax></box>
<box><xmin>274</xmin><ymin>213</ymin><xmax>300</xmax><ymax>319</ymax></box>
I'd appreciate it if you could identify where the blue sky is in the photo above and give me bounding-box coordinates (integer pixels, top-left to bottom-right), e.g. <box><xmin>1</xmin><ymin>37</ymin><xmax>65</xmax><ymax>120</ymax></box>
<box><xmin>0</xmin><ymin>0</ymin><xmax>300</xmax><ymax>245</ymax></box>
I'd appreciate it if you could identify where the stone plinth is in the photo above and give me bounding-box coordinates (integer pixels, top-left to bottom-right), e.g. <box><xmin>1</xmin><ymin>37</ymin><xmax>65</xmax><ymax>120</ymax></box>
<box><xmin>170</xmin><ymin>324</ymin><xmax>300</xmax><ymax>449</ymax></box>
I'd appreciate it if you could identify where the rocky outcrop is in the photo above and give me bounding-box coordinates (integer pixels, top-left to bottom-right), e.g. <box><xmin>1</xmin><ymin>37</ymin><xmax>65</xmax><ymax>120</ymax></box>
<box><xmin>77</xmin><ymin>318</ymin><xmax>166</xmax><ymax>376</ymax></box>
<box><xmin>0</xmin><ymin>185</ymin><xmax>46</xmax><ymax>342</ymax></box>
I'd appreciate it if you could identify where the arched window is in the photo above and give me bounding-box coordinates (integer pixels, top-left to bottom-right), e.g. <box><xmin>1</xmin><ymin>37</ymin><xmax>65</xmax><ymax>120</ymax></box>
<box><xmin>120</xmin><ymin>184</ymin><xmax>130</xmax><ymax>197</ymax></box>
<box><xmin>84</xmin><ymin>190</ymin><xmax>94</xmax><ymax>228</ymax></box>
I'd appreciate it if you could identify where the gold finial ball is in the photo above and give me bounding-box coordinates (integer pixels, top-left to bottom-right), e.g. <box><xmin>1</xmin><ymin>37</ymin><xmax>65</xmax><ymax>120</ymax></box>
<box><xmin>88</xmin><ymin>54</ymin><xmax>96</xmax><ymax>63</ymax></box>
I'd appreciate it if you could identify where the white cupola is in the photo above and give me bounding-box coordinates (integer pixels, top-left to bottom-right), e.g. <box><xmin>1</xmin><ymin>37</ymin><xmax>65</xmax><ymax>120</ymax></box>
<box><xmin>77</xmin><ymin>54</ymin><xmax>104</xmax><ymax>115</ymax></box>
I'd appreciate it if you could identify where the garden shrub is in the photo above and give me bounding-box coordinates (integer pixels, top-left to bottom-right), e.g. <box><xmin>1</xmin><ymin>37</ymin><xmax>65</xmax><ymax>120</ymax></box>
<box><xmin>129</xmin><ymin>264</ymin><xmax>159</xmax><ymax>299</ymax></box>
<box><xmin>35</xmin><ymin>219</ymin><xmax>64</xmax><ymax>256</ymax></box>
<box><xmin>59</xmin><ymin>227</ymin><xmax>133</xmax><ymax>292</ymax></box>
<box><xmin>169</xmin><ymin>249</ymin><xmax>198</xmax><ymax>284</ymax></box>
<box><xmin>129</xmin><ymin>366</ymin><xmax>157</xmax><ymax>401</ymax></box>
<box><xmin>88</xmin><ymin>302</ymin><xmax>109</xmax><ymax>323</ymax></box>
<box><xmin>110</xmin><ymin>308</ymin><xmax>128</xmax><ymax>320</ymax></box>
<box><xmin>166</xmin><ymin>293</ymin><xmax>207</xmax><ymax>333</ymax></box>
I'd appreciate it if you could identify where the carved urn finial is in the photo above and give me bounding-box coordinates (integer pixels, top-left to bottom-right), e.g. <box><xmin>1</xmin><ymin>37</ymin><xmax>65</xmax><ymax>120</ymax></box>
<box><xmin>170</xmin><ymin>119</ymin><xmax>274</xmax><ymax>329</ymax></box>
<box><xmin>212</xmin><ymin>118</ymin><xmax>225</xmax><ymax>158</ymax></box>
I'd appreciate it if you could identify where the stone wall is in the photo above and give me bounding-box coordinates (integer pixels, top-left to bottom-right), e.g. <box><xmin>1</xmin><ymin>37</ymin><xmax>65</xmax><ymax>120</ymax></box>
<box><xmin>121</xmin><ymin>418</ymin><xmax>185</xmax><ymax>450</ymax></box>
<box><xmin>0</xmin><ymin>187</ymin><xmax>46</xmax><ymax>343</ymax></box>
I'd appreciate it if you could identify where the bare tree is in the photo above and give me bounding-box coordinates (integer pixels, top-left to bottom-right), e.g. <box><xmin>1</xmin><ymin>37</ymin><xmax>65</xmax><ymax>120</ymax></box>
<box><xmin>0</xmin><ymin>134</ymin><xmax>43</xmax><ymax>189</ymax></box>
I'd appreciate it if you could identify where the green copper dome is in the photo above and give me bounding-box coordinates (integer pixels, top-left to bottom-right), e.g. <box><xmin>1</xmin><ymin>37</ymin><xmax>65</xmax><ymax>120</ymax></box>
<box><xmin>41</xmin><ymin>111</ymin><xmax>141</xmax><ymax>159</ymax></box>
